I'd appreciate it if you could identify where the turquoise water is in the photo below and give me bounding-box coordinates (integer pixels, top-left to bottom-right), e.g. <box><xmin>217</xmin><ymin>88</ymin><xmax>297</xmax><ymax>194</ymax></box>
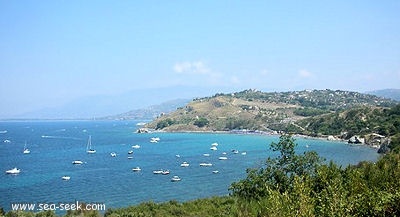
<box><xmin>0</xmin><ymin>120</ymin><xmax>379</xmax><ymax>212</ymax></box>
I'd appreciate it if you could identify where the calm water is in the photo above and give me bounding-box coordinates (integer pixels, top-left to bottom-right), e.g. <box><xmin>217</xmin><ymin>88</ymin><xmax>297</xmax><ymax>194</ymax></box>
<box><xmin>0</xmin><ymin>120</ymin><xmax>379</xmax><ymax>212</ymax></box>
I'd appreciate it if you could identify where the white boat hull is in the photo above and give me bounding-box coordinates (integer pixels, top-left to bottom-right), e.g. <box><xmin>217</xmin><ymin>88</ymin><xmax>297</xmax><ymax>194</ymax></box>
<box><xmin>72</xmin><ymin>160</ymin><xmax>83</xmax><ymax>165</ymax></box>
<box><xmin>6</xmin><ymin>168</ymin><xmax>20</xmax><ymax>174</ymax></box>
<box><xmin>62</xmin><ymin>176</ymin><xmax>70</xmax><ymax>180</ymax></box>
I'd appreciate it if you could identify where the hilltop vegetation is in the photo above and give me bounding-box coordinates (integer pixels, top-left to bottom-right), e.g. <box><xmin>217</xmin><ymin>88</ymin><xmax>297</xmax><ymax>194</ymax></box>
<box><xmin>145</xmin><ymin>89</ymin><xmax>400</xmax><ymax>152</ymax></box>
<box><xmin>147</xmin><ymin>89</ymin><xmax>396</xmax><ymax>131</ymax></box>
<box><xmin>146</xmin><ymin>89</ymin><xmax>397</xmax><ymax>142</ymax></box>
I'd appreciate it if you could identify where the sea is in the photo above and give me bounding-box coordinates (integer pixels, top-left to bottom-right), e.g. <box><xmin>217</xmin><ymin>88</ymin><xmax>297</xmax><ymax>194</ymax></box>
<box><xmin>0</xmin><ymin>120</ymin><xmax>380</xmax><ymax>213</ymax></box>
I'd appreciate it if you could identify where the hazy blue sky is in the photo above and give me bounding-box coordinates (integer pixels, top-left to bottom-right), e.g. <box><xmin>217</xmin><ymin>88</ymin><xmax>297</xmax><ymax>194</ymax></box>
<box><xmin>1</xmin><ymin>1</ymin><xmax>399</xmax><ymax>118</ymax></box>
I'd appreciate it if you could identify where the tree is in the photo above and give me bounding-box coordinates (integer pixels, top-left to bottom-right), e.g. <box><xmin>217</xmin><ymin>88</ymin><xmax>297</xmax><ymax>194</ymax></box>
<box><xmin>230</xmin><ymin>134</ymin><xmax>324</xmax><ymax>198</ymax></box>
<box><xmin>156</xmin><ymin>118</ymin><xmax>175</xmax><ymax>129</ymax></box>
<box><xmin>193</xmin><ymin>117</ymin><xmax>209</xmax><ymax>128</ymax></box>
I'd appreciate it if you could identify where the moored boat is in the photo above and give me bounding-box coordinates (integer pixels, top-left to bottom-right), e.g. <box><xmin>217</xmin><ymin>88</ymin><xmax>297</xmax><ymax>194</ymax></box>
<box><xmin>171</xmin><ymin>176</ymin><xmax>181</xmax><ymax>182</ymax></box>
<box><xmin>61</xmin><ymin>176</ymin><xmax>71</xmax><ymax>180</ymax></box>
<box><xmin>180</xmin><ymin>162</ymin><xmax>189</xmax><ymax>167</ymax></box>
<box><xmin>86</xmin><ymin>136</ymin><xmax>96</xmax><ymax>154</ymax></box>
<box><xmin>150</xmin><ymin>137</ymin><xmax>160</xmax><ymax>143</ymax></box>
<box><xmin>5</xmin><ymin>167</ymin><xmax>20</xmax><ymax>174</ymax></box>
<box><xmin>72</xmin><ymin>160</ymin><xmax>83</xmax><ymax>165</ymax></box>
<box><xmin>132</xmin><ymin>167</ymin><xmax>141</xmax><ymax>172</ymax></box>
<box><xmin>23</xmin><ymin>141</ymin><xmax>30</xmax><ymax>154</ymax></box>
<box><xmin>153</xmin><ymin>170</ymin><xmax>163</xmax><ymax>174</ymax></box>
<box><xmin>131</xmin><ymin>144</ymin><xmax>141</xmax><ymax>149</ymax></box>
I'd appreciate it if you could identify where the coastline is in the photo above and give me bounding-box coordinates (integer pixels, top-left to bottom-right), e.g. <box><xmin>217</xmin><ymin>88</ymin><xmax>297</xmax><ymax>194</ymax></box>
<box><xmin>138</xmin><ymin>127</ymin><xmax>380</xmax><ymax>150</ymax></box>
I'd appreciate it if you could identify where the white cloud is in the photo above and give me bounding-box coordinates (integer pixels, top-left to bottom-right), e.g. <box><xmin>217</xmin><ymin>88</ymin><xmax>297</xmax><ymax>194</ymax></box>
<box><xmin>172</xmin><ymin>60</ymin><xmax>227</xmax><ymax>86</ymax></box>
<box><xmin>298</xmin><ymin>69</ymin><xmax>313</xmax><ymax>78</ymax></box>
<box><xmin>173</xmin><ymin>61</ymin><xmax>210</xmax><ymax>74</ymax></box>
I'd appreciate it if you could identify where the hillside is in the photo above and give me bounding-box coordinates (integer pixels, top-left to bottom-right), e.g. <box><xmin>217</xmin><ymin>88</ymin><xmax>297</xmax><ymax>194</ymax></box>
<box><xmin>145</xmin><ymin>89</ymin><xmax>396</xmax><ymax>132</ymax></box>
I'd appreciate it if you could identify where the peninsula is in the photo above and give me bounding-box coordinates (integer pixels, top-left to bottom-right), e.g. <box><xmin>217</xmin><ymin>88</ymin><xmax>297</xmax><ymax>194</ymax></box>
<box><xmin>144</xmin><ymin>89</ymin><xmax>400</xmax><ymax>152</ymax></box>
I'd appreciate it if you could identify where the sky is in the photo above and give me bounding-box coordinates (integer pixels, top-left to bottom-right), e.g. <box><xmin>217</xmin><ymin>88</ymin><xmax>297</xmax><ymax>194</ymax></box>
<box><xmin>1</xmin><ymin>1</ymin><xmax>400</xmax><ymax>118</ymax></box>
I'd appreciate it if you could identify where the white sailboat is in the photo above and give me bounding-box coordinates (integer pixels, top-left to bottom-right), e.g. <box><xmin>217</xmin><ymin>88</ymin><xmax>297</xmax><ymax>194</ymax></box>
<box><xmin>23</xmin><ymin>141</ymin><xmax>30</xmax><ymax>154</ymax></box>
<box><xmin>86</xmin><ymin>136</ymin><xmax>96</xmax><ymax>154</ymax></box>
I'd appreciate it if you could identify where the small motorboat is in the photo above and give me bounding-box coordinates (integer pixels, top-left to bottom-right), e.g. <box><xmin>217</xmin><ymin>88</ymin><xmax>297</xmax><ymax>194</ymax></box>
<box><xmin>72</xmin><ymin>160</ymin><xmax>83</xmax><ymax>165</ymax></box>
<box><xmin>132</xmin><ymin>167</ymin><xmax>141</xmax><ymax>172</ymax></box>
<box><xmin>218</xmin><ymin>156</ymin><xmax>228</xmax><ymax>160</ymax></box>
<box><xmin>61</xmin><ymin>176</ymin><xmax>71</xmax><ymax>180</ymax></box>
<box><xmin>171</xmin><ymin>176</ymin><xmax>181</xmax><ymax>182</ymax></box>
<box><xmin>153</xmin><ymin>170</ymin><xmax>163</xmax><ymax>174</ymax></box>
<box><xmin>212</xmin><ymin>170</ymin><xmax>219</xmax><ymax>174</ymax></box>
<box><xmin>162</xmin><ymin>170</ymin><xmax>170</xmax><ymax>175</ymax></box>
<box><xmin>199</xmin><ymin>163</ymin><xmax>212</xmax><ymax>167</ymax></box>
<box><xmin>210</xmin><ymin>146</ymin><xmax>217</xmax><ymax>151</ymax></box>
<box><xmin>128</xmin><ymin>150</ymin><xmax>134</xmax><ymax>154</ymax></box>
<box><xmin>131</xmin><ymin>145</ymin><xmax>141</xmax><ymax>149</ymax></box>
<box><xmin>150</xmin><ymin>137</ymin><xmax>160</xmax><ymax>143</ymax></box>
<box><xmin>110</xmin><ymin>152</ymin><xmax>117</xmax><ymax>157</ymax></box>
<box><xmin>5</xmin><ymin>167</ymin><xmax>20</xmax><ymax>174</ymax></box>
<box><xmin>203</xmin><ymin>153</ymin><xmax>210</xmax><ymax>157</ymax></box>
<box><xmin>180</xmin><ymin>162</ymin><xmax>189</xmax><ymax>167</ymax></box>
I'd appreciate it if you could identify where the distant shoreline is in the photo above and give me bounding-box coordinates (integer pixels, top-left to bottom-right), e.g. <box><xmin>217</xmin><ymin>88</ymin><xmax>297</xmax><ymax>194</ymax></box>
<box><xmin>140</xmin><ymin>127</ymin><xmax>354</xmax><ymax>145</ymax></box>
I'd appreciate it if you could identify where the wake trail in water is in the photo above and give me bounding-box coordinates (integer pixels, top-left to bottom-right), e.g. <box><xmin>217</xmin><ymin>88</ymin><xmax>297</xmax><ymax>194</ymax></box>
<box><xmin>41</xmin><ymin>135</ymin><xmax>83</xmax><ymax>141</ymax></box>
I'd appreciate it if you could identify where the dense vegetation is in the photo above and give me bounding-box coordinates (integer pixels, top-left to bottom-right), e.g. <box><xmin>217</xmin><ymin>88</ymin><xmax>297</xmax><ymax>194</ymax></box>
<box><xmin>229</xmin><ymin>135</ymin><xmax>400</xmax><ymax>216</ymax></box>
<box><xmin>293</xmin><ymin>104</ymin><xmax>400</xmax><ymax>152</ymax></box>
<box><xmin>148</xmin><ymin>89</ymin><xmax>397</xmax><ymax>133</ymax></box>
<box><xmin>148</xmin><ymin>89</ymin><xmax>399</xmax><ymax>155</ymax></box>
<box><xmin>209</xmin><ymin>89</ymin><xmax>396</xmax><ymax>111</ymax></box>
<box><xmin>4</xmin><ymin>135</ymin><xmax>400</xmax><ymax>217</ymax></box>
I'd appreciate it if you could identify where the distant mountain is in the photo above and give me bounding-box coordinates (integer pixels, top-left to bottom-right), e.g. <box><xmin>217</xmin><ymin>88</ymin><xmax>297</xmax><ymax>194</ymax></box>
<box><xmin>366</xmin><ymin>89</ymin><xmax>400</xmax><ymax>101</ymax></box>
<box><xmin>12</xmin><ymin>86</ymin><xmax>233</xmax><ymax>119</ymax></box>
<box><xmin>101</xmin><ymin>99</ymin><xmax>191</xmax><ymax>120</ymax></box>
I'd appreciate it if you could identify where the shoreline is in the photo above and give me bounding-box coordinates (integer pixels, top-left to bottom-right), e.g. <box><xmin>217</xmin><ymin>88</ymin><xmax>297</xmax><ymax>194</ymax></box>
<box><xmin>138</xmin><ymin>127</ymin><xmax>380</xmax><ymax>150</ymax></box>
